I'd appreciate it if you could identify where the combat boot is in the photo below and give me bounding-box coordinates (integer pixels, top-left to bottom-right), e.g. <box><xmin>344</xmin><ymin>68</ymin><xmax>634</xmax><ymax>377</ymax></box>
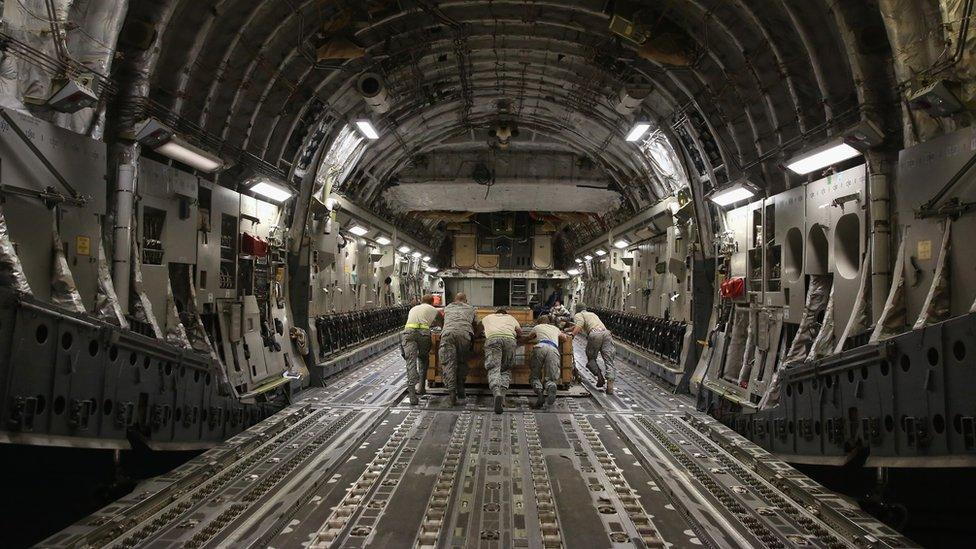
<box><xmin>407</xmin><ymin>386</ymin><xmax>419</xmax><ymax>406</ymax></box>
<box><xmin>596</xmin><ymin>371</ymin><xmax>606</xmax><ymax>388</ymax></box>
<box><xmin>544</xmin><ymin>385</ymin><xmax>557</xmax><ymax>409</ymax></box>
<box><xmin>533</xmin><ymin>391</ymin><xmax>546</xmax><ymax>409</ymax></box>
<box><xmin>448</xmin><ymin>393</ymin><xmax>457</xmax><ymax>407</ymax></box>
<box><xmin>493</xmin><ymin>390</ymin><xmax>504</xmax><ymax>414</ymax></box>
<box><xmin>605</xmin><ymin>380</ymin><xmax>614</xmax><ymax>395</ymax></box>
<box><xmin>417</xmin><ymin>377</ymin><xmax>427</xmax><ymax>396</ymax></box>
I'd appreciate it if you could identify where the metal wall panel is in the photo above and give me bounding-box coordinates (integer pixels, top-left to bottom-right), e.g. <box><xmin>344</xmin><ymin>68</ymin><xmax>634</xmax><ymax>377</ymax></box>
<box><xmin>805</xmin><ymin>165</ymin><xmax>867</xmax><ymax>340</ymax></box>
<box><xmin>767</xmin><ymin>186</ymin><xmax>805</xmax><ymax>318</ymax></box>
<box><xmin>197</xmin><ymin>183</ymin><xmax>240</xmax><ymax>305</ymax></box>
<box><xmin>726</xmin><ymin>203</ymin><xmax>750</xmax><ymax>284</ymax></box>
<box><xmin>532</xmin><ymin>234</ymin><xmax>552</xmax><ymax>269</ymax></box>
<box><xmin>0</xmin><ymin>108</ymin><xmax>107</xmax><ymax>310</ymax></box>
<box><xmin>895</xmin><ymin>126</ymin><xmax>976</xmax><ymax>320</ymax></box>
<box><xmin>138</xmin><ymin>158</ymin><xmax>199</xmax><ymax>264</ymax></box>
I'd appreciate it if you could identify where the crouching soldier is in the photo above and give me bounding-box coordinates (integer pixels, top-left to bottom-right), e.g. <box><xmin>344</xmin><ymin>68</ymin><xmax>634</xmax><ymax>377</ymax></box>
<box><xmin>481</xmin><ymin>309</ymin><xmax>522</xmax><ymax>414</ymax></box>
<box><xmin>528</xmin><ymin>315</ymin><xmax>568</xmax><ymax>410</ymax></box>
<box><xmin>571</xmin><ymin>304</ymin><xmax>616</xmax><ymax>395</ymax></box>
<box><xmin>438</xmin><ymin>292</ymin><xmax>479</xmax><ymax>406</ymax></box>
<box><xmin>402</xmin><ymin>294</ymin><xmax>437</xmax><ymax>405</ymax></box>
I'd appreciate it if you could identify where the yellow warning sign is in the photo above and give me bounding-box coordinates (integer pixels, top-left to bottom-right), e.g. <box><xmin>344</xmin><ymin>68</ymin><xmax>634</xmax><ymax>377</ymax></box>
<box><xmin>76</xmin><ymin>235</ymin><xmax>91</xmax><ymax>256</ymax></box>
<box><xmin>917</xmin><ymin>240</ymin><xmax>932</xmax><ymax>261</ymax></box>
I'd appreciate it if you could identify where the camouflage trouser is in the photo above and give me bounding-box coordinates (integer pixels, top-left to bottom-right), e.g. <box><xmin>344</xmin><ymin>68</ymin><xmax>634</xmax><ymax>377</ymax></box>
<box><xmin>484</xmin><ymin>336</ymin><xmax>516</xmax><ymax>393</ymax></box>
<box><xmin>585</xmin><ymin>330</ymin><xmax>616</xmax><ymax>381</ymax></box>
<box><xmin>531</xmin><ymin>344</ymin><xmax>560</xmax><ymax>395</ymax></box>
<box><xmin>401</xmin><ymin>328</ymin><xmax>431</xmax><ymax>391</ymax></box>
<box><xmin>438</xmin><ymin>331</ymin><xmax>471</xmax><ymax>394</ymax></box>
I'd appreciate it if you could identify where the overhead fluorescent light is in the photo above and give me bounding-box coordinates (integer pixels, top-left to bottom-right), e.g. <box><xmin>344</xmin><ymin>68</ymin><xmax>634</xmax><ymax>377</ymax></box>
<box><xmin>707</xmin><ymin>179</ymin><xmax>760</xmax><ymax>208</ymax></box>
<box><xmin>574</xmin><ymin>258</ymin><xmax>583</xmax><ymax>263</ymax></box>
<box><xmin>625</xmin><ymin>121</ymin><xmax>652</xmax><ymax>142</ymax></box>
<box><xmin>157</xmin><ymin>137</ymin><xmax>223</xmax><ymax>173</ymax></box>
<box><xmin>567</xmin><ymin>268</ymin><xmax>581</xmax><ymax>276</ymax></box>
<box><xmin>411</xmin><ymin>251</ymin><xmax>422</xmax><ymax>258</ymax></box>
<box><xmin>786</xmin><ymin>138</ymin><xmax>862</xmax><ymax>175</ymax></box>
<box><xmin>131</xmin><ymin>119</ymin><xmax>223</xmax><ymax>173</ymax></box>
<box><xmin>425</xmin><ymin>266</ymin><xmax>439</xmax><ymax>273</ymax></box>
<box><xmin>398</xmin><ymin>245</ymin><xmax>411</xmax><ymax>254</ymax></box>
<box><xmin>249</xmin><ymin>179</ymin><xmax>295</xmax><ymax>202</ymax></box>
<box><xmin>584</xmin><ymin>254</ymin><xmax>593</xmax><ymax>261</ymax></box>
<box><xmin>376</xmin><ymin>236</ymin><xmax>391</xmax><ymax>245</ymax></box>
<box><xmin>349</xmin><ymin>224</ymin><xmax>369</xmax><ymax>236</ymax></box>
<box><xmin>613</xmin><ymin>239</ymin><xmax>630</xmax><ymax>249</ymax></box>
<box><xmin>422</xmin><ymin>255</ymin><xmax>431</xmax><ymax>261</ymax></box>
<box><xmin>355</xmin><ymin>119</ymin><xmax>379</xmax><ymax>140</ymax></box>
<box><xmin>595</xmin><ymin>249</ymin><xmax>607</xmax><ymax>256</ymax></box>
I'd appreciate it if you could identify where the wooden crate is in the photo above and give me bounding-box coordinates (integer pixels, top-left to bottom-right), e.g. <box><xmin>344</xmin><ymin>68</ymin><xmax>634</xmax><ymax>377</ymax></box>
<box><xmin>474</xmin><ymin>307</ymin><xmax>534</xmax><ymax>324</ymax></box>
<box><xmin>426</xmin><ymin>331</ymin><xmax>575</xmax><ymax>387</ymax></box>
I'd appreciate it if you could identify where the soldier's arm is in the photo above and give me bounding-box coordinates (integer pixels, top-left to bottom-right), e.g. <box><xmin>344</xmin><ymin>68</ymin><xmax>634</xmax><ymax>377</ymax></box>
<box><xmin>570</xmin><ymin>313</ymin><xmax>585</xmax><ymax>335</ymax></box>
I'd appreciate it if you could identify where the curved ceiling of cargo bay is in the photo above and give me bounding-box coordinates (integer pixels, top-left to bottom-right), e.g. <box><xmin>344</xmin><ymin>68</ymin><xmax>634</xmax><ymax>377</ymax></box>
<box><xmin>120</xmin><ymin>0</ymin><xmax>899</xmax><ymax>250</ymax></box>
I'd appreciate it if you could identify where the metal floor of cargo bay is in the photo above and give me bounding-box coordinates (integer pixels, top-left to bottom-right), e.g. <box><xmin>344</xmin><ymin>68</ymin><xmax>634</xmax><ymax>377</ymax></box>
<box><xmin>41</xmin><ymin>342</ymin><xmax>915</xmax><ymax>549</ymax></box>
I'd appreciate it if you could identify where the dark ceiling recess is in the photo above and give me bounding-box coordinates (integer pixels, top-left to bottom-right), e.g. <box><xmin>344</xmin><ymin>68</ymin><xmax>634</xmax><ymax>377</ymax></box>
<box><xmin>120</xmin><ymin>0</ymin><xmax>900</xmax><ymax>251</ymax></box>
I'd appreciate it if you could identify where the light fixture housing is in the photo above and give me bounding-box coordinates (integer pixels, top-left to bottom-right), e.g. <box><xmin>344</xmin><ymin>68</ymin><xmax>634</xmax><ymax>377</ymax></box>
<box><xmin>613</xmin><ymin>239</ymin><xmax>630</xmax><ymax>249</ymax></box>
<box><xmin>48</xmin><ymin>77</ymin><xmax>98</xmax><ymax>113</ymax></box>
<box><xmin>375</xmin><ymin>235</ymin><xmax>391</xmax><ymax>246</ymax></box>
<box><xmin>157</xmin><ymin>138</ymin><xmax>224</xmax><ymax>173</ymax></box>
<box><xmin>786</xmin><ymin>138</ymin><xmax>862</xmax><ymax>175</ymax></box>
<box><xmin>249</xmin><ymin>178</ymin><xmax>295</xmax><ymax>202</ymax></box>
<box><xmin>355</xmin><ymin>119</ymin><xmax>379</xmax><ymax>140</ymax></box>
<box><xmin>584</xmin><ymin>254</ymin><xmax>593</xmax><ymax>261</ymax></box>
<box><xmin>707</xmin><ymin>179</ymin><xmax>760</xmax><ymax>208</ymax></box>
<box><xmin>425</xmin><ymin>266</ymin><xmax>439</xmax><ymax>273</ymax></box>
<box><xmin>626</xmin><ymin>121</ymin><xmax>652</xmax><ymax>142</ymax></box>
<box><xmin>411</xmin><ymin>251</ymin><xmax>422</xmax><ymax>258</ymax></box>
<box><xmin>595</xmin><ymin>249</ymin><xmax>607</xmax><ymax>256</ymax></box>
<box><xmin>574</xmin><ymin>258</ymin><xmax>583</xmax><ymax>263</ymax></box>
<box><xmin>398</xmin><ymin>245</ymin><xmax>411</xmax><ymax>254</ymax></box>
<box><xmin>908</xmin><ymin>80</ymin><xmax>963</xmax><ymax>117</ymax></box>
<box><xmin>567</xmin><ymin>268</ymin><xmax>581</xmax><ymax>276</ymax></box>
<box><xmin>422</xmin><ymin>255</ymin><xmax>431</xmax><ymax>261</ymax></box>
<box><xmin>131</xmin><ymin>118</ymin><xmax>224</xmax><ymax>173</ymax></box>
<box><xmin>349</xmin><ymin>224</ymin><xmax>369</xmax><ymax>236</ymax></box>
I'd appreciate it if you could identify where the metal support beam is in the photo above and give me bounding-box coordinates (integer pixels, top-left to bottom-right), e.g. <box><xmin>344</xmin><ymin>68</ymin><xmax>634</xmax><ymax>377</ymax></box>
<box><xmin>331</xmin><ymin>195</ymin><xmax>435</xmax><ymax>256</ymax></box>
<box><xmin>577</xmin><ymin>198</ymin><xmax>674</xmax><ymax>253</ymax></box>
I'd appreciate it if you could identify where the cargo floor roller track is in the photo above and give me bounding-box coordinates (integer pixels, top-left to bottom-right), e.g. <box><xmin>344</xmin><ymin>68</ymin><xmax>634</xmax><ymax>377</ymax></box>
<box><xmin>41</xmin><ymin>342</ymin><xmax>917</xmax><ymax>549</ymax></box>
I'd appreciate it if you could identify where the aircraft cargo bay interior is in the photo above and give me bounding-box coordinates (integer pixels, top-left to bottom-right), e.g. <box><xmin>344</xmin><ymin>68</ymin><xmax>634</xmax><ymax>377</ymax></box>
<box><xmin>0</xmin><ymin>1</ymin><xmax>974</xmax><ymax>547</ymax></box>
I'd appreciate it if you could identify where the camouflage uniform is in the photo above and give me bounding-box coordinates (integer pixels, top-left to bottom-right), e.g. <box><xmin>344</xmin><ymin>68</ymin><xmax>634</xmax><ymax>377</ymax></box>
<box><xmin>575</xmin><ymin>311</ymin><xmax>616</xmax><ymax>381</ymax></box>
<box><xmin>484</xmin><ymin>336</ymin><xmax>517</xmax><ymax>393</ymax></box>
<box><xmin>530</xmin><ymin>323</ymin><xmax>563</xmax><ymax>396</ymax></box>
<box><xmin>401</xmin><ymin>328</ymin><xmax>431</xmax><ymax>392</ymax></box>
<box><xmin>531</xmin><ymin>344</ymin><xmax>560</xmax><ymax>395</ymax></box>
<box><xmin>438</xmin><ymin>301</ymin><xmax>477</xmax><ymax>395</ymax></box>
<box><xmin>402</xmin><ymin>303</ymin><xmax>438</xmax><ymax>399</ymax></box>
<box><xmin>585</xmin><ymin>330</ymin><xmax>615</xmax><ymax>381</ymax></box>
